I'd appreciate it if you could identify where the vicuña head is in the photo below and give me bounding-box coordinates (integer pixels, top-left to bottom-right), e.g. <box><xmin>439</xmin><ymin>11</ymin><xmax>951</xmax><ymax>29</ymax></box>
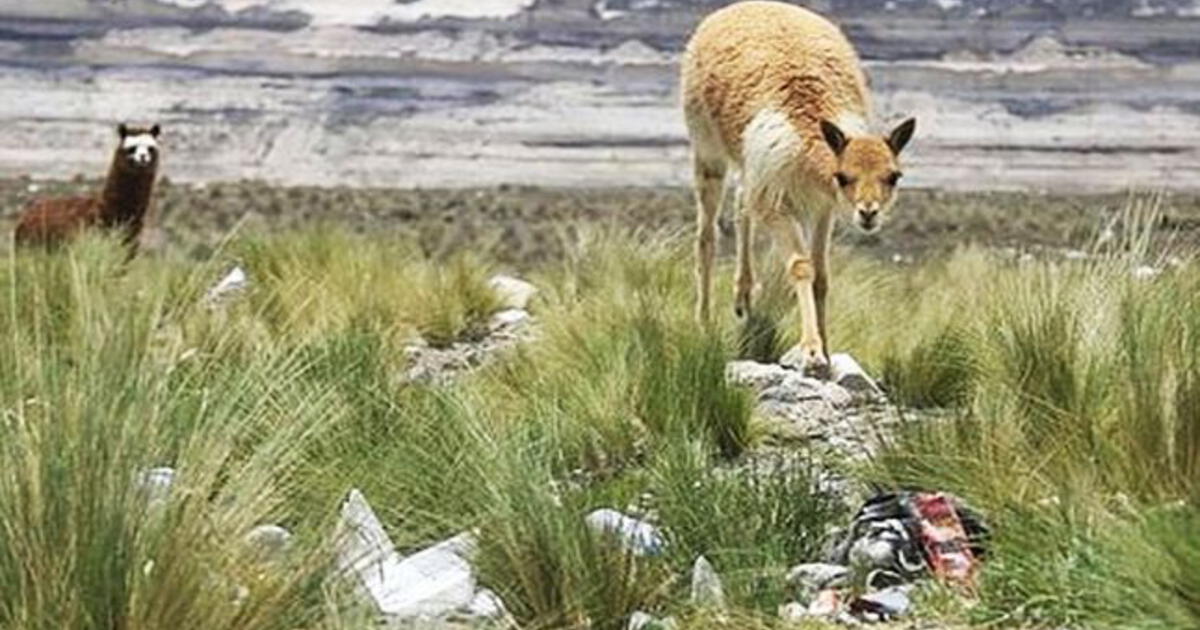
<box><xmin>116</xmin><ymin>123</ymin><xmax>161</xmax><ymax>170</ymax></box>
<box><xmin>820</xmin><ymin>117</ymin><xmax>916</xmax><ymax>234</ymax></box>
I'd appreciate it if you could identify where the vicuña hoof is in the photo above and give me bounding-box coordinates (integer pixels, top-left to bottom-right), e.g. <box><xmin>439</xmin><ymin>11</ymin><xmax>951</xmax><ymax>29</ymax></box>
<box><xmin>780</xmin><ymin>344</ymin><xmax>831</xmax><ymax>380</ymax></box>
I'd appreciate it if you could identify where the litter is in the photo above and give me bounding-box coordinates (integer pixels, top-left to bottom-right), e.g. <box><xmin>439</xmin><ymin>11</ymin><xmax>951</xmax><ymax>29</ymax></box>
<box><xmin>203</xmin><ymin>266</ymin><xmax>249</xmax><ymax>306</ymax></box>
<box><xmin>585</xmin><ymin>508</ymin><xmax>666</xmax><ymax>556</ymax></box>
<box><xmin>335</xmin><ymin>488</ymin><xmax>478</xmax><ymax>619</ymax></box>
<box><xmin>783</xmin><ymin>490</ymin><xmax>988</xmax><ymax>623</ymax></box>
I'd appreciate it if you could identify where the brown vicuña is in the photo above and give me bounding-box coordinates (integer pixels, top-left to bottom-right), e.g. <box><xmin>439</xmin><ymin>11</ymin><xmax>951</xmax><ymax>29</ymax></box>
<box><xmin>14</xmin><ymin>123</ymin><xmax>162</xmax><ymax>259</ymax></box>
<box><xmin>681</xmin><ymin>0</ymin><xmax>916</xmax><ymax>375</ymax></box>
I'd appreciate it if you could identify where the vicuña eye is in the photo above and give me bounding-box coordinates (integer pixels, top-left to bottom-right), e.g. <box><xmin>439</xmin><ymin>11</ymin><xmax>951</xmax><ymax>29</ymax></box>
<box><xmin>885</xmin><ymin>171</ymin><xmax>903</xmax><ymax>186</ymax></box>
<box><xmin>834</xmin><ymin>172</ymin><xmax>854</xmax><ymax>188</ymax></box>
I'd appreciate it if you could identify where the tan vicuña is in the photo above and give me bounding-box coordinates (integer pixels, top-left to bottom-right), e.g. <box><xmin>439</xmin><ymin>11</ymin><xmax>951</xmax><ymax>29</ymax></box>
<box><xmin>681</xmin><ymin>0</ymin><xmax>916</xmax><ymax>374</ymax></box>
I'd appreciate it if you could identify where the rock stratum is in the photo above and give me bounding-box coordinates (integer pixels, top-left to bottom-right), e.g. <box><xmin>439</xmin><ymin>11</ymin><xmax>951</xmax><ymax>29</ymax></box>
<box><xmin>0</xmin><ymin>0</ymin><xmax>1198</xmax><ymax>191</ymax></box>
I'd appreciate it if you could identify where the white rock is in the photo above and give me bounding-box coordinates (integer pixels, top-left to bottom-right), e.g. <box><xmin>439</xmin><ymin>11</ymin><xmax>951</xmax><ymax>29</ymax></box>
<box><xmin>204</xmin><ymin>266</ymin><xmax>249</xmax><ymax>305</ymax></box>
<box><xmin>489</xmin><ymin>308</ymin><xmax>530</xmax><ymax>331</ymax></box>
<box><xmin>335</xmin><ymin>488</ymin><xmax>477</xmax><ymax>619</ymax></box>
<box><xmin>489</xmin><ymin>275</ymin><xmax>538</xmax><ymax>310</ymax></box>
<box><xmin>628</xmin><ymin>611</ymin><xmax>656</xmax><ymax>630</ymax></box>
<box><xmin>242</xmin><ymin>524</ymin><xmax>293</xmax><ymax>563</ymax></box>
<box><xmin>628</xmin><ymin>611</ymin><xmax>678</xmax><ymax>630</ymax></box>
<box><xmin>689</xmin><ymin>555</ymin><xmax>726</xmax><ymax>610</ymax></box>
<box><xmin>1132</xmin><ymin>265</ymin><xmax>1162</xmax><ymax>280</ymax></box>
<box><xmin>830</xmin><ymin>354</ymin><xmax>883</xmax><ymax>396</ymax></box>
<box><xmin>137</xmin><ymin>467</ymin><xmax>176</xmax><ymax>506</ymax></box>
<box><xmin>585</xmin><ymin>508</ymin><xmax>665</xmax><ymax>556</ymax></box>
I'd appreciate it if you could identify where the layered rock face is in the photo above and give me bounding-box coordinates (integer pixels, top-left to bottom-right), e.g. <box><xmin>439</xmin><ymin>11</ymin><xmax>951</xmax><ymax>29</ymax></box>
<box><xmin>0</xmin><ymin>0</ymin><xmax>1197</xmax><ymax>191</ymax></box>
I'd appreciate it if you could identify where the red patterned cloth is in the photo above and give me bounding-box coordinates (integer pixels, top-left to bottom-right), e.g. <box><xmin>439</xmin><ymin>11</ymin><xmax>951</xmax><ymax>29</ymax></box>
<box><xmin>912</xmin><ymin>492</ymin><xmax>979</xmax><ymax>591</ymax></box>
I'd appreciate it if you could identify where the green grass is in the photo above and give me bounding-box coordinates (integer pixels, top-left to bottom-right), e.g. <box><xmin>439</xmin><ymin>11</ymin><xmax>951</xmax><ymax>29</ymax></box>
<box><xmin>0</xmin><ymin>195</ymin><xmax>1197</xmax><ymax>629</ymax></box>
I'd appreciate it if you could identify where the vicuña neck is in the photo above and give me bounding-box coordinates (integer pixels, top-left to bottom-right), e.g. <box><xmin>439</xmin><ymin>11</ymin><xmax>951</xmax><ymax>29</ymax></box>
<box><xmin>99</xmin><ymin>155</ymin><xmax>156</xmax><ymax>228</ymax></box>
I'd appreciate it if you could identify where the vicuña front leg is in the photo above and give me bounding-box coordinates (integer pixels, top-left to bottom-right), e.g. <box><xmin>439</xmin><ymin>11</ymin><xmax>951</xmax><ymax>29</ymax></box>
<box><xmin>763</xmin><ymin>213</ymin><xmax>829</xmax><ymax>378</ymax></box>
<box><xmin>811</xmin><ymin>210</ymin><xmax>834</xmax><ymax>359</ymax></box>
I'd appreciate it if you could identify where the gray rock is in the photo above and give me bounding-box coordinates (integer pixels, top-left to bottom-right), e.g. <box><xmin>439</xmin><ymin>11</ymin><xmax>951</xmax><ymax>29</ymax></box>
<box><xmin>724</xmin><ymin>360</ymin><xmax>790</xmax><ymax>389</ymax></box>
<box><xmin>488</xmin><ymin>275</ymin><xmax>537</xmax><ymax>310</ymax></box>
<box><xmin>242</xmin><ymin>524</ymin><xmax>293</xmax><ymax>563</ymax></box>
<box><xmin>689</xmin><ymin>555</ymin><xmax>726</xmax><ymax>610</ymax></box>
<box><xmin>819</xmin><ymin>381</ymin><xmax>855</xmax><ymax>409</ymax></box>
<box><xmin>786</xmin><ymin>563</ymin><xmax>851</xmax><ymax>592</ymax></box>
<box><xmin>759</xmin><ymin>375</ymin><xmax>828</xmax><ymax>404</ymax></box>
<box><xmin>830</xmin><ymin>354</ymin><xmax>883</xmax><ymax>397</ymax></box>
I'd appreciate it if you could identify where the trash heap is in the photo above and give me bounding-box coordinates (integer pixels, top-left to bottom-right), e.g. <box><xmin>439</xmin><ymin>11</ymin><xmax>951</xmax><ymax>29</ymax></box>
<box><xmin>783</xmin><ymin>491</ymin><xmax>989</xmax><ymax>624</ymax></box>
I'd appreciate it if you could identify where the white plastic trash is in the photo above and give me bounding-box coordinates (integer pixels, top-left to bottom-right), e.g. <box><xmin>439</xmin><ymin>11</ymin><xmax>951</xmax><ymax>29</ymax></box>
<box><xmin>335</xmin><ymin>488</ymin><xmax>478</xmax><ymax>619</ymax></box>
<box><xmin>204</xmin><ymin>266</ymin><xmax>249</xmax><ymax>305</ymax></box>
<box><xmin>585</xmin><ymin>508</ymin><xmax>666</xmax><ymax>556</ymax></box>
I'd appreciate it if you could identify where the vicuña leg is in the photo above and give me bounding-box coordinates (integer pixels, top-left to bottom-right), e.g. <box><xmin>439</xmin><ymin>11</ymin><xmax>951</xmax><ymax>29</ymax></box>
<box><xmin>810</xmin><ymin>209</ymin><xmax>834</xmax><ymax>360</ymax></box>
<box><xmin>692</xmin><ymin>154</ymin><xmax>726</xmax><ymax>324</ymax></box>
<box><xmin>733</xmin><ymin>185</ymin><xmax>755</xmax><ymax>318</ymax></box>
<box><xmin>760</xmin><ymin>205</ymin><xmax>828</xmax><ymax>376</ymax></box>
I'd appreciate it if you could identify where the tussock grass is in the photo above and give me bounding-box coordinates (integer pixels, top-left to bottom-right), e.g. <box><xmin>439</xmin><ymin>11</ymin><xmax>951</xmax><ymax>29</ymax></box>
<box><xmin>1</xmin><ymin>194</ymin><xmax>1197</xmax><ymax>629</ymax></box>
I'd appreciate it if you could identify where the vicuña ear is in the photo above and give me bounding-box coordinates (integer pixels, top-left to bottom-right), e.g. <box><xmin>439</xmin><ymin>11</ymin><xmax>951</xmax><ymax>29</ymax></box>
<box><xmin>887</xmin><ymin>117</ymin><xmax>916</xmax><ymax>155</ymax></box>
<box><xmin>149</xmin><ymin>124</ymin><xmax>161</xmax><ymax>138</ymax></box>
<box><xmin>820</xmin><ymin>119</ymin><xmax>848</xmax><ymax>156</ymax></box>
<box><xmin>117</xmin><ymin>123</ymin><xmax>129</xmax><ymax>139</ymax></box>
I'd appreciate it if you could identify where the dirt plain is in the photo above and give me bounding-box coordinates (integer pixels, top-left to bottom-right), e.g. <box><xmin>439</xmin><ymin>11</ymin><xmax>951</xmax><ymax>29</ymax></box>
<box><xmin>3</xmin><ymin>177</ymin><xmax>1196</xmax><ymax>267</ymax></box>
